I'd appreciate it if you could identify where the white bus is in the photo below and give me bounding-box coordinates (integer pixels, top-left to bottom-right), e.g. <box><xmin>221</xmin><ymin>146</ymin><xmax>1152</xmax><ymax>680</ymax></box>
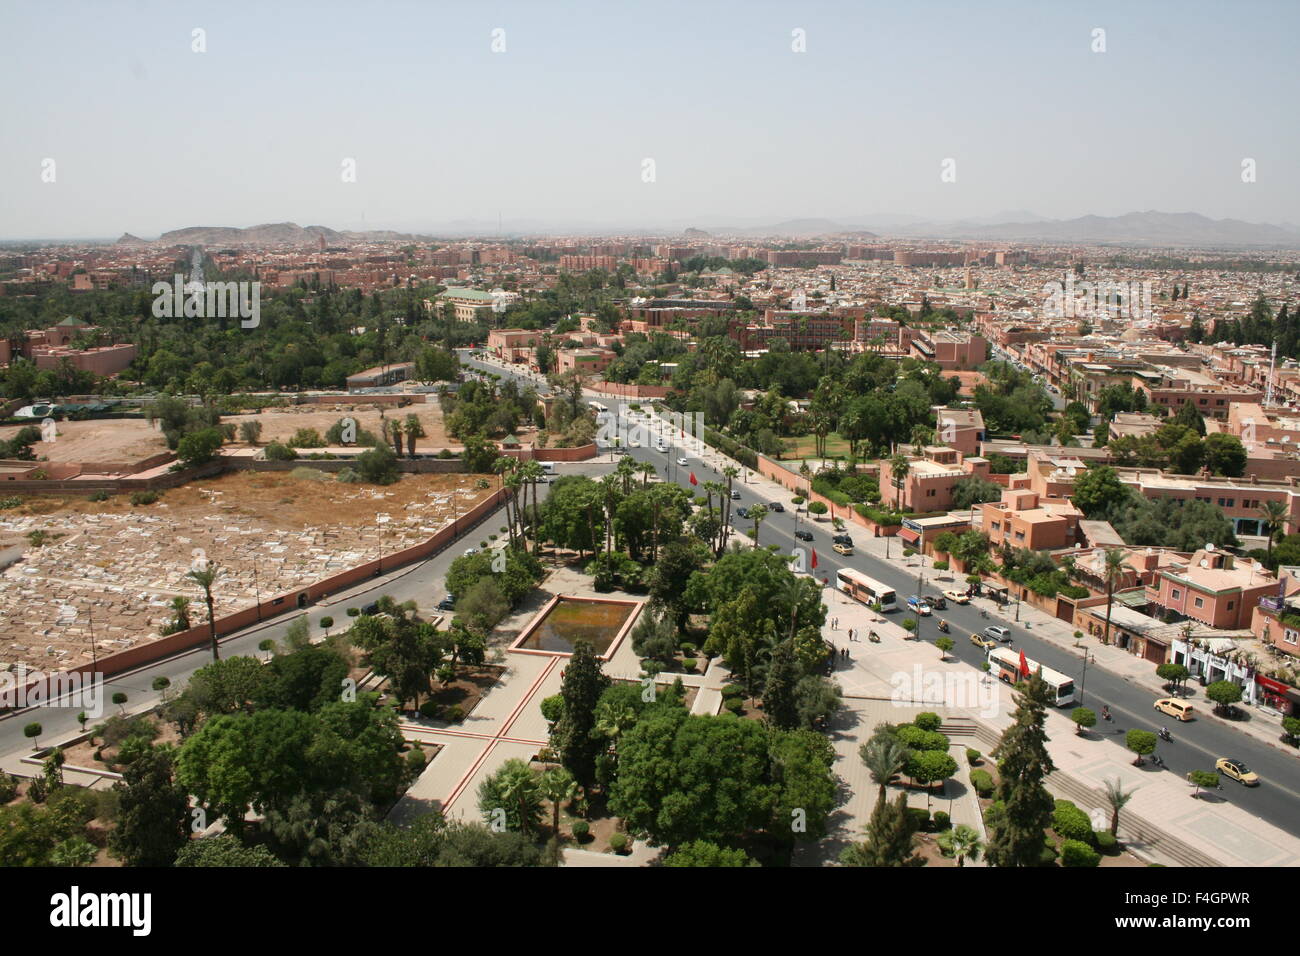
<box><xmin>588</xmin><ymin>401</ymin><xmax>609</xmax><ymax>416</ymax></box>
<box><xmin>836</xmin><ymin>567</ymin><xmax>897</xmax><ymax>612</ymax></box>
<box><xmin>988</xmin><ymin>647</ymin><xmax>1077</xmax><ymax>707</ymax></box>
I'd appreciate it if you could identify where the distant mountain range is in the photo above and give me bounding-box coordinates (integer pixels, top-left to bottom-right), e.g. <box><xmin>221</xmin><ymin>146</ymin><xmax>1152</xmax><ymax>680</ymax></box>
<box><xmin>114</xmin><ymin>211</ymin><xmax>1300</xmax><ymax>249</ymax></box>
<box><xmin>702</xmin><ymin>211</ymin><xmax>1300</xmax><ymax>247</ymax></box>
<box><xmin>117</xmin><ymin>222</ymin><xmax>424</xmax><ymax>247</ymax></box>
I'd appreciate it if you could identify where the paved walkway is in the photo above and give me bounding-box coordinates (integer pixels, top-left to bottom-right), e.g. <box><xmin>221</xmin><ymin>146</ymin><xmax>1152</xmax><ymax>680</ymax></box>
<box><xmin>811</xmin><ymin>578</ymin><xmax>1300</xmax><ymax>866</ymax></box>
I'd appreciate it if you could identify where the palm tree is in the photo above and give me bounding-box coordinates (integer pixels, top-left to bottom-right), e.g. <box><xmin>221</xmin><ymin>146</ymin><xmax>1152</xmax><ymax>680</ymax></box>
<box><xmin>1101</xmin><ymin>548</ymin><xmax>1127</xmax><ymax>646</ymax></box>
<box><xmin>749</xmin><ymin>504</ymin><xmax>768</xmax><ymax>548</ymax></box>
<box><xmin>599</xmin><ymin>472</ymin><xmax>621</xmax><ymax>554</ymax></box>
<box><xmin>888</xmin><ymin>454</ymin><xmax>910</xmax><ymax>507</ymax></box>
<box><xmin>1259</xmin><ymin>500</ymin><xmax>1289</xmax><ymax>562</ymax></box>
<box><xmin>722</xmin><ymin>465</ymin><xmax>739</xmax><ymax>550</ymax></box>
<box><xmin>187</xmin><ymin>561</ymin><xmax>221</xmax><ymax>661</ymax></box>
<box><xmin>520</xmin><ymin>460</ymin><xmax>545</xmax><ymax>552</ymax></box>
<box><xmin>859</xmin><ymin>736</ymin><xmax>908</xmax><ymax>801</ymax></box>
<box><xmin>638</xmin><ymin>460</ymin><xmax>655</xmax><ymax>488</ymax></box>
<box><xmin>167</xmin><ymin>596</ymin><xmax>191</xmax><ymax>633</ymax></box>
<box><xmin>1102</xmin><ymin>778</ymin><xmax>1136</xmax><ymax>837</ymax></box>
<box><xmin>937</xmin><ymin>823</ymin><xmax>983</xmax><ymax>867</ymax></box>
<box><xmin>493</xmin><ymin>456</ymin><xmax>519</xmax><ymax>545</ymax></box>
<box><xmin>538</xmin><ymin>765</ymin><xmax>578</xmax><ymax>839</ymax></box>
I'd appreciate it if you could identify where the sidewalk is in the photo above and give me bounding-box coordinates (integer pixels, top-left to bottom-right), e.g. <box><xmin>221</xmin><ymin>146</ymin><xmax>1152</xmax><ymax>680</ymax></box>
<box><xmin>815</xmin><ymin>580</ymin><xmax>1300</xmax><ymax>866</ymax></box>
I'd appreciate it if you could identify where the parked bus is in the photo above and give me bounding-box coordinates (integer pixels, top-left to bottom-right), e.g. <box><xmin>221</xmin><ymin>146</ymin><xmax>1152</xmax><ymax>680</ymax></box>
<box><xmin>836</xmin><ymin>568</ymin><xmax>897</xmax><ymax>612</ymax></box>
<box><xmin>988</xmin><ymin>647</ymin><xmax>1077</xmax><ymax>707</ymax></box>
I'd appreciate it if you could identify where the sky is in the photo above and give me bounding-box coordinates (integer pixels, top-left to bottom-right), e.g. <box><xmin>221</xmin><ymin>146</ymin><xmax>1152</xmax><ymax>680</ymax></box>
<box><xmin>1</xmin><ymin>0</ymin><xmax>1298</xmax><ymax>239</ymax></box>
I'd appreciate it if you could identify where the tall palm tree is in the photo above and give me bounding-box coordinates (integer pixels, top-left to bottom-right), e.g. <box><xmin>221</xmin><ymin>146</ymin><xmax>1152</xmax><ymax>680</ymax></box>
<box><xmin>1102</xmin><ymin>778</ymin><xmax>1136</xmax><ymax>837</ymax></box>
<box><xmin>749</xmin><ymin>504</ymin><xmax>768</xmax><ymax>548</ymax></box>
<box><xmin>599</xmin><ymin>472</ymin><xmax>621</xmax><ymax>554</ymax></box>
<box><xmin>186</xmin><ymin>561</ymin><xmax>221</xmax><ymax>661</ymax></box>
<box><xmin>1101</xmin><ymin>548</ymin><xmax>1127</xmax><ymax>646</ymax></box>
<box><xmin>1259</xmin><ymin>500</ymin><xmax>1289</xmax><ymax>562</ymax></box>
<box><xmin>520</xmin><ymin>460</ymin><xmax>545</xmax><ymax>552</ymax></box>
<box><xmin>639</xmin><ymin>460</ymin><xmax>656</xmax><ymax>488</ymax></box>
<box><xmin>888</xmin><ymin>454</ymin><xmax>911</xmax><ymax>509</ymax></box>
<box><xmin>937</xmin><ymin>824</ymin><xmax>983</xmax><ymax>867</ymax></box>
<box><xmin>493</xmin><ymin>456</ymin><xmax>519</xmax><ymax>545</ymax></box>
<box><xmin>722</xmin><ymin>466</ymin><xmax>739</xmax><ymax>550</ymax></box>
<box><xmin>859</xmin><ymin>736</ymin><xmax>908</xmax><ymax>802</ymax></box>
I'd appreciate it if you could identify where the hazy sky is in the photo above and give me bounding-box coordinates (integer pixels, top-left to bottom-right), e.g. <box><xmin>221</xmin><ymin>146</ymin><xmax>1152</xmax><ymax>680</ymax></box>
<box><xmin>2</xmin><ymin>0</ymin><xmax>1297</xmax><ymax>238</ymax></box>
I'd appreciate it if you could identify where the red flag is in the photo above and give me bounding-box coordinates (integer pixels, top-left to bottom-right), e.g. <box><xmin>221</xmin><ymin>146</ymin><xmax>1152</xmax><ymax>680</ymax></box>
<box><xmin>1018</xmin><ymin>648</ymin><xmax>1030</xmax><ymax>678</ymax></box>
<box><xmin>688</xmin><ymin>472</ymin><xmax>697</xmax><ymax>486</ymax></box>
<box><xmin>811</xmin><ymin>548</ymin><xmax>819</xmax><ymax>569</ymax></box>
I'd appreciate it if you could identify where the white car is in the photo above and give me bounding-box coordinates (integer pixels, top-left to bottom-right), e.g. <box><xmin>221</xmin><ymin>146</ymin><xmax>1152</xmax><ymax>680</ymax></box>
<box><xmin>677</xmin><ymin>457</ymin><xmax>688</xmax><ymax>466</ymax></box>
<box><xmin>656</xmin><ymin>444</ymin><xmax>668</xmax><ymax>453</ymax></box>
<box><xmin>463</xmin><ymin>547</ymin><xmax>478</xmax><ymax>557</ymax></box>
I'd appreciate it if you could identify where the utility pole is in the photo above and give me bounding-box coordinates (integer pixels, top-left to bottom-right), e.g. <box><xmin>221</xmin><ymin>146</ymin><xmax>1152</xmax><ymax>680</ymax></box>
<box><xmin>1079</xmin><ymin>649</ymin><xmax>1091</xmax><ymax>708</ymax></box>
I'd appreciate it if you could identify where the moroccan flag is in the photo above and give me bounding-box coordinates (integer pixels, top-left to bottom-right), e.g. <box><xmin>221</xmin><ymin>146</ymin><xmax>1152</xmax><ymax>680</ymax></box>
<box><xmin>811</xmin><ymin>548</ymin><xmax>819</xmax><ymax>570</ymax></box>
<box><xmin>1018</xmin><ymin>648</ymin><xmax>1030</xmax><ymax>678</ymax></box>
<box><xmin>689</xmin><ymin>472</ymin><xmax>697</xmax><ymax>486</ymax></box>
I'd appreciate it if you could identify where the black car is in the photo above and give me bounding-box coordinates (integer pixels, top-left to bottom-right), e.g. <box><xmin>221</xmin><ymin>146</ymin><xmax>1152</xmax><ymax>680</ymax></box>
<box><xmin>832</xmin><ymin>533</ymin><xmax>853</xmax><ymax>546</ymax></box>
<box><xmin>769</xmin><ymin>502</ymin><xmax>785</xmax><ymax>513</ymax></box>
<box><xmin>436</xmin><ymin>596</ymin><xmax>455</xmax><ymax>611</ymax></box>
<box><xmin>361</xmin><ymin>601</ymin><xmax>379</xmax><ymax>615</ymax></box>
<box><xmin>736</xmin><ymin>507</ymin><xmax>750</xmax><ymax>519</ymax></box>
<box><xmin>794</xmin><ymin>530</ymin><xmax>814</xmax><ymax>542</ymax></box>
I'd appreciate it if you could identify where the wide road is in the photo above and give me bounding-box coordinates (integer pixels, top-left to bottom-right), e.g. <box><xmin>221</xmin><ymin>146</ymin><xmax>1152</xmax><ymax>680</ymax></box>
<box><xmin>615</xmin><ymin>413</ymin><xmax>1300</xmax><ymax>839</ymax></box>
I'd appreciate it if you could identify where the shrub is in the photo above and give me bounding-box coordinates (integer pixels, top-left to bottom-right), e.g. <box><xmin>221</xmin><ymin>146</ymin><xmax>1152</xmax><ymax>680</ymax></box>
<box><xmin>609</xmin><ymin>832</ymin><xmax>629</xmax><ymax>854</ymax></box>
<box><xmin>1095</xmin><ymin>831</ymin><xmax>1119</xmax><ymax>855</ymax></box>
<box><xmin>723</xmin><ymin>697</ymin><xmax>743</xmax><ymax>714</ymax></box>
<box><xmin>970</xmin><ymin>768</ymin><xmax>994</xmax><ymax>797</ymax></box>
<box><xmin>336</xmin><ymin>467</ymin><xmax>360</xmax><ymax>483</ymax></box>
<box><xmin>933</xmin><ymin>560</ymin><xmax>949</xmax><ymax>571</ymax></box>
<box><xmin>89</xmin><ymin>490</ymin><xmax>110</xmax><ymax>502</ymax></box>
<box><xmin>679</xmin><ymin>642</ymin><xmax>697</xmax><ymax>656</ymax></box>
<box><xmin>540</xmin><ymin>694</ymin><xmax>564</xmax><ymax>723</ymax></box>
<box><xmin>130</xmin><ymin>491</ymin><xmax>160</xmax><ymax>506</ymax></box>
<box><xmin>1038</xmin><ymin>839</ymin><xmax>1060</xmax><ymax>866</ymax></box>
<box><xmin>721</xmin><ymin>684</ymin><xmax>745</xmax><ymax>699</ymax></box>
<box><xmin>902</xmin><ymin>548</ymin><xmax>916</xmax><ymax>557</ymax></box>
<box><xmin>681</xmin><ymin>658</ymin><xmax>698</xmax><ymax>671</ymax></box>
<box><xmin>289</xmin><ymin>467</ymin><xmax>328</xmax><ymax>482</ymax></box>
<box><xmin>264</xmin><ymin>441</ymin><xmax>297</xmax><ymax>461</ymax></box>
<box><xmin>1061</xmin><ymin>839</ymin><xmax>1101</xmax><ymax>867</ymax></box>
<box><xmin>1052</xmin><ymin>800</ymin><xmax>1094</xmax><ymax>843</ymax></box>
<box><xmin>418</xmin><ymin>700</ymin><xmax>440</xmax><ymax>719</ymax></box>
<box><xmin>571</xmin><ymin>820</ymin><xmax>591</xmax><ymax>842</ymax></box>
<box><xmin>320</xmin><ymin>616</ymin><xmax>333</xmax><ymax>629</ymax></box>
<box><xmin>347</xmin><ymin>607</ymin><xmax>360</xmax><ymax>617</ymax></box>
<box><xmin>906</xmin><ymin>807</ymin><xmax>931</xmax><ymax>832</ymax></box>
<box><xmin>932</xmin><ymin>810</ymin><xmax>951</xmax><ymax>831</ymax></box>
<box><xmin>914</xmin><ymin>712</ymin><xmax>942</xmax><ymax>732</ymax></box>
<box><xmin>444</xmin><ymin>705</ymin><xmax>465</xmax><ymax>723</ymax></box>
<box><xmin>966</xmin><ymin>748</ymin><xmax>981</xmax><ymax>765</ymax></box>
<box><xmin>0</xmin><ymin>771</ymin><xmax>17</xmax><ymax>803</ymax></box>
<box><xmin>902</xmin><ymin>619</ymin><xmax>917</xmax><ymax>632</ymax></box>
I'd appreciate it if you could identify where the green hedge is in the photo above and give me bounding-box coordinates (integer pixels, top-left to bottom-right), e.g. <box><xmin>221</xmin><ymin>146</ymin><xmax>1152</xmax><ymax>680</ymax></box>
<box><xmin>970</xmin><ymin>768</ymin><xmax>994</xmax><ymax>797</ymax></box>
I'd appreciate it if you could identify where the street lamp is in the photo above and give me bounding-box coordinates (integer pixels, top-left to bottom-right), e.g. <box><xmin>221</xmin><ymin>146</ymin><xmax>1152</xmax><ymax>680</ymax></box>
<box><xmin>1079</xmin><ymin>649</ymin><xmax>1092</xmax><ymax>707</ymax></box>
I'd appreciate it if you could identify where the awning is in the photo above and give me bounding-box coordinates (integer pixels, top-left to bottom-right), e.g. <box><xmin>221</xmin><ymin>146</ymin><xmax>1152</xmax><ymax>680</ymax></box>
<box><xmin>1255</xmin><ymin>674</ymin><xmax>1294</xmax><ymax>696</ymax></box>
<box><xmin>897</xmin><ymin>528</ymin><xmax>920</xmax><ymax>544</ymax></box>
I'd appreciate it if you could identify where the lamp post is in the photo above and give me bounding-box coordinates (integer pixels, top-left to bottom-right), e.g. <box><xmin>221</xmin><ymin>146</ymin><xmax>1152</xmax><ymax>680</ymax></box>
<box><xmin>1079</xmin><ymin>649</ymin><xmax>1092</xmax><ymax>708</ymax></box>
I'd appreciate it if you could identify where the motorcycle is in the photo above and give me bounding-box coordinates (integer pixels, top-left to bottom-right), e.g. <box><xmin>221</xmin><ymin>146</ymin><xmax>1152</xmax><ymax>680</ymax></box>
<box><xmin>980</xmin><ymin>609</ymin><xmax>989</xmax><ymax>619</ymax></box>
<box><xmin>937</xmin><ymin>620</ymin><xmax>949</xmax><ymax>634</ymax></box>
<box><xmin>868</xmin><ymin>631</ymin><xmax>880</xmax><ymax>643</ymax></box>
<box><xmin>1158</xmin><ymin>728</ymin><xmax>1173</xmax><ymax>743</ymax></box>
<box><xmin>1151</xmin><ymin>754</ymin><xmax>1166</xmax><ymax>768</ymax></box>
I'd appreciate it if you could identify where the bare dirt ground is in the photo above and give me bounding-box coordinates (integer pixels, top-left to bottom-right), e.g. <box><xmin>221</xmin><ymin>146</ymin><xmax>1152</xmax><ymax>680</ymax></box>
<box><xmin>0</xmin><ymin>418</ymin><xmax>167</xmax><ymax>465</ymax></box>
<box><xmin>0</xmin><ymin>471</ymin><xmax>494</xmax><ymax>669</ymax></box>
<box><xmin>223</xmin><ymin>403</ymin><xmax>466</xmax><ymax>451</ymax></box>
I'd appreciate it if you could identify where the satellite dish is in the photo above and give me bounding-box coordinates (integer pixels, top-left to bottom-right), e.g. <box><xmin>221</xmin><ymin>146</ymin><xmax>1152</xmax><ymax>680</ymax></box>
<box><xmin>1205</xmin><ymin>542</ymin><xmax>1215</xmax><ymax>552</ymax></box>
<box><xmin>1200</xmin><ymin>559</ymin><xmax>1209</xmax><ymax>568</ymax></box>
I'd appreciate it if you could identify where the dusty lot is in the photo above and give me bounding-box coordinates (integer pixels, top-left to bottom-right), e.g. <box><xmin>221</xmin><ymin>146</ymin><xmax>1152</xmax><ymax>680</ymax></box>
<box><xmin>0</xmin><ymin>418</ymin><xmax>167</xmax><ymax>465</ymax></box>
<box><xmin>0</xmin><ymin>470</ymin><xmax>495</xmax><ymax>670</ymax></box>
<box><xmin>222</xmin><ymin>403</ymin><xmax>466</xmax><ymax>451</ymax></box>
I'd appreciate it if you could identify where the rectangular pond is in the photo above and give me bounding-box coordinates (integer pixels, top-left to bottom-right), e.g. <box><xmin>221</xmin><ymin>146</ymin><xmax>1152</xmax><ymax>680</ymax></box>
<box><xmin>510</xmin><ymin>596</ymin><xmax>640</xmax><ymax>657</ymax></box>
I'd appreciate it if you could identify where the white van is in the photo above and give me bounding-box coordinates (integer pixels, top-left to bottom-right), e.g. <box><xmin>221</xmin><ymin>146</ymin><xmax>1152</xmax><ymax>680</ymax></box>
<box><xmin>539</xmin><ymin>462</ymin><xmax>556</xmax><ymax>474</ymax></box>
